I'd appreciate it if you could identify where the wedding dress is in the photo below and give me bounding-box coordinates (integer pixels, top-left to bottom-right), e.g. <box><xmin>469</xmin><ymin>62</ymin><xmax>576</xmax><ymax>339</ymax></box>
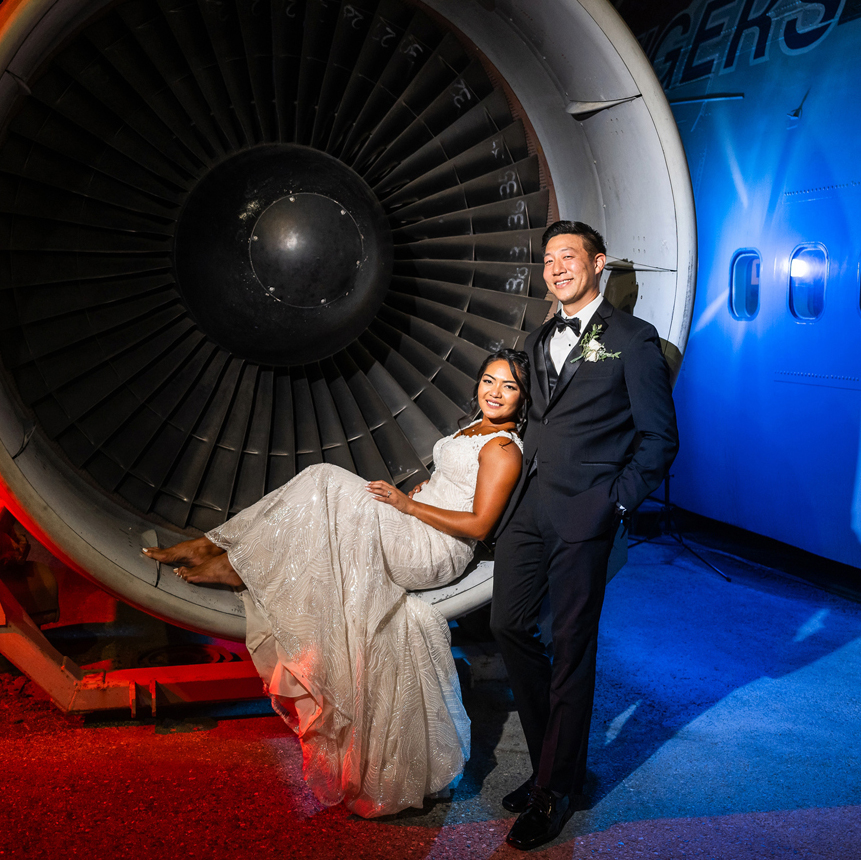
<box><xmin>205</xmin><ymin>423</ymin><xmax>522</xmax><ymax>818</ymax></box>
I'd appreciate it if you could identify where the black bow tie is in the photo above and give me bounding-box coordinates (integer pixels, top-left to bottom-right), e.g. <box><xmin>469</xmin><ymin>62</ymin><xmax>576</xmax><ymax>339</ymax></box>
<box><xmin>554</xmin><ymin>312</ymin><xmax>581</xmax><ymax>336</ymax></box>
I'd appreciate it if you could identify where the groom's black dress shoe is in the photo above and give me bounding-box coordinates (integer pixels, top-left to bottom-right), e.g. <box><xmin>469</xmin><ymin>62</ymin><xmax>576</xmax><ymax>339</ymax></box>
<box><xmin>505</xmin><ymin>787</ymin><xmax>575</xmax><ymax>851</ymax></box>
<box><xmin>501</xmin><ymin>776</ymin><xmax>536</xmax><ymax>813</ymax></box>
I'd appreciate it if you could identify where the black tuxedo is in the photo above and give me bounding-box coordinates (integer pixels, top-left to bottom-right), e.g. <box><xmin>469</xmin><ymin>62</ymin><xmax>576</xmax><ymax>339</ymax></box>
<box><xmin>491</xmin><ymin>298</ymin><xmax>678</xmax><ymax>795</ymax></box>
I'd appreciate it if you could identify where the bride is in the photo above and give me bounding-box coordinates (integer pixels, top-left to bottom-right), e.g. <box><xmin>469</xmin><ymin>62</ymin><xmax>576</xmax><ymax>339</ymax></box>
<box><xmin>143</xmin><ymin>349</ymin><xmax>529</xmax><ymax>817</ymax></box>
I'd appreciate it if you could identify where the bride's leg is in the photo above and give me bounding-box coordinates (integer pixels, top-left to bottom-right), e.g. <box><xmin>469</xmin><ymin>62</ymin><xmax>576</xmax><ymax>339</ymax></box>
<box><xmin>142</xmin><ymin>537</ymin><xmax>223</xmax><ymax>567</ymax></box>
<box><xmin>174</xmin><ymin>552</ymin><xmax>244</xmax><ymax>588</ymax></box>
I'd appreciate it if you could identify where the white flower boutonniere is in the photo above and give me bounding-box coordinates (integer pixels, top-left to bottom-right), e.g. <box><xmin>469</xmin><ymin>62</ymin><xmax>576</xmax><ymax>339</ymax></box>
<box><xmin>571</xmin><ymin>323</ymin><xmax>621</xmax><ymax>363</ymax></box>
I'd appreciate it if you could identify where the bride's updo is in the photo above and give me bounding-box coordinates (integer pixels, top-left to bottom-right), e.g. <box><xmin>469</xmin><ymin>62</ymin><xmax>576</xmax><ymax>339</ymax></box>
<box><xmin>462</xmin><ymin>349</ymin><xmax>531</xmax><ymax>433</ymax></box>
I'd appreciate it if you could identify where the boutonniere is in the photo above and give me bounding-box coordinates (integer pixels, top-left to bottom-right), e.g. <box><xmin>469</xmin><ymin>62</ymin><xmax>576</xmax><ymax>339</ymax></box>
<box><xmin>571</xmin><ymin>323</ymin><xmax>621</xmax><ymax>363</ymax></box>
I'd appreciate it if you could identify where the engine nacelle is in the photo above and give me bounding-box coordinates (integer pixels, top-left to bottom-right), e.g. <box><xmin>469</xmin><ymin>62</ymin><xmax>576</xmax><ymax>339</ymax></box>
<box><xmin>0</xmin><ymin>0</ymin><xmax>694</xmax><ymax>636</ymax></box>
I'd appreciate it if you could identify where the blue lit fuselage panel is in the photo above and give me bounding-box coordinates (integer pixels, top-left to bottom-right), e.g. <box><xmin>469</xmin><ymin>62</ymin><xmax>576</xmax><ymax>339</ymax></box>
<box><xmin>623</xmin><ymin>0</ymin><xmax>861</xmax><ymax>566</ymax></box>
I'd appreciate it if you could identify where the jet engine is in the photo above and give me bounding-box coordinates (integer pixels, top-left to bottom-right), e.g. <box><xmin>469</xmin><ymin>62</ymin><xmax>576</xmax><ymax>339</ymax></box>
<box><xmin>0</xmin><ymin>0</ymin><xmax>695</xmax><ymax>638</ymax></box>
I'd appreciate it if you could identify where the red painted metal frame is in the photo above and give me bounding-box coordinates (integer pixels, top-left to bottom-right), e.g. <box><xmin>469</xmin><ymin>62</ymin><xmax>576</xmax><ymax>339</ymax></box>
<box><xmin>0</xmin><ymin>500</ymin><xmax>264</xmax><ymax>716</ymax></box>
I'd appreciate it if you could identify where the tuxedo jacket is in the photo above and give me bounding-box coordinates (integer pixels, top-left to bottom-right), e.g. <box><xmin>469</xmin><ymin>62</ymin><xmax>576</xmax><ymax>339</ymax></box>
<box><xmin>498</xmin><ymin>298</ymin><xmax>679</xmax><ymax>543</ymax></box>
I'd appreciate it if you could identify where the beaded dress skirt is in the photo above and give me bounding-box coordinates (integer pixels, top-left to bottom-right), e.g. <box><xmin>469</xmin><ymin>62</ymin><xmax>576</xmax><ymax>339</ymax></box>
<box><xmin>206</xmin><ymin>427</ymin><xmax>521</xmax><ymax>817</ymax></box>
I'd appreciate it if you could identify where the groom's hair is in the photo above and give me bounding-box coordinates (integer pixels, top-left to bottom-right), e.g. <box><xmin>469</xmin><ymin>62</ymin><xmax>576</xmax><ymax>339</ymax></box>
<box><xmin>542</xmin><ymin>221</ymin><xmax>607</xmax><ymax>260</ymax></box>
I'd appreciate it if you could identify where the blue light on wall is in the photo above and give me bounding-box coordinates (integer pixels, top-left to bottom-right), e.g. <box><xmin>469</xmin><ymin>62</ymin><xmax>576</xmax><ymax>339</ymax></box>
<box><xmin>622</xmin><ymin>0</ymin><xmax>861</xmax><ymax>569</ymax></box>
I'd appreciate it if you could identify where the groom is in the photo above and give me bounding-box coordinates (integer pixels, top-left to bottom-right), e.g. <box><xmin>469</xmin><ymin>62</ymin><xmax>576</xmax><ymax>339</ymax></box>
<box><xmin>491</xmin><ymin>221</ymin><xmax>679</xmax><ymax>850</ymax></box>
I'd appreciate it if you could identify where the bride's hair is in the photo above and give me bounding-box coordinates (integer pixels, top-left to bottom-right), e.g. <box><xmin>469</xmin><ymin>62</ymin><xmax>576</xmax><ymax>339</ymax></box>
<box><xmin>461</xmin><ymin>349</ymin><xmax>531</xmax><ymax>433</ymax></box>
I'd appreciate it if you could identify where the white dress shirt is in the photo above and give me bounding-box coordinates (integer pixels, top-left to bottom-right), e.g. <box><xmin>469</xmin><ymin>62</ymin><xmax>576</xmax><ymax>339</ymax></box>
<box><xmin>548</xmin><ymin>293</ymin><xmax>604</xmax><ymax>373</ymax></box>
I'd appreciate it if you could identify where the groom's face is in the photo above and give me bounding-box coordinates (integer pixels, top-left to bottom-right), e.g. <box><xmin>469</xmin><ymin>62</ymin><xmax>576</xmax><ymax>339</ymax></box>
<box><xmin>543</xmin><ymin>234</ymin><xmax>606</xmax><ymax>315</ymax></box>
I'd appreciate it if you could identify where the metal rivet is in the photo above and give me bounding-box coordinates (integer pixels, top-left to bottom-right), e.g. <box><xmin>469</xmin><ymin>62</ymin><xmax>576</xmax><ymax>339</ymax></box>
<box><xmin>289</xmin><ymin>196</ymin><xmax>295</xmax><ymax>202</ymax></box>
<box><xmin>252</xmin><ymin>235</ymin><xmax>258</xmax><ymax>241</ymax></box>
<box><xmin>341</xmin><ymin>209</ymin><xmax>346</xmax><ymax>215</ymax></box>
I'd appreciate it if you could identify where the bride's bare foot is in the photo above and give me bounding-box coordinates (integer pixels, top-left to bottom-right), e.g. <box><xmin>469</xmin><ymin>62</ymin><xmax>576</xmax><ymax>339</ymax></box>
<box><xmin>142</xmin><ymin>537</ymin><xmax>223</xmax><ymax>568</ymax></box>
<box><xmin>174</xmin><ymin>553</ymin><xmax>244</xmax><ymax>588</ymax></box>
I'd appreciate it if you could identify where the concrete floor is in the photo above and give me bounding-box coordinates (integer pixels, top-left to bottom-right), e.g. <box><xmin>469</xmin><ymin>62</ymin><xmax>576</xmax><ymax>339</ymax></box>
<box><xmin>2</xmin><ymin>533</ymin><xmax>860</xmax><ymax>859</ymax></box>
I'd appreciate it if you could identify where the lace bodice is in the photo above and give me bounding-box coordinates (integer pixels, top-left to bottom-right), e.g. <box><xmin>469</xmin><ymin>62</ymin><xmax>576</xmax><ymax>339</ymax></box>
<box><xmin>412</xmin><ymin>422</ymin><xmax>524</xmax><ymax>513</ymax></box>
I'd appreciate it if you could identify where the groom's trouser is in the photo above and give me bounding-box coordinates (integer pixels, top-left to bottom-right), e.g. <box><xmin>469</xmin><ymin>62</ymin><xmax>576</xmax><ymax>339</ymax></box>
<box><xmin>491</xmin><ymin>473</ymin><xmax>613</xmax><ymax>796</ymax></box>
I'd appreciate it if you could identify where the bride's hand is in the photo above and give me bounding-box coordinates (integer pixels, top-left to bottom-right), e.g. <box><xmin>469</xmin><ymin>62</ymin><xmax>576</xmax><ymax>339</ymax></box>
<box><xmin>408</xmin><ymin>480</ymin><xmax>428</xmax><ymax>500</ymax></box>
<box><xmin>366</xmin><ymin>481</ymin><xmax>411</xmax><ymax>513</ymax></box>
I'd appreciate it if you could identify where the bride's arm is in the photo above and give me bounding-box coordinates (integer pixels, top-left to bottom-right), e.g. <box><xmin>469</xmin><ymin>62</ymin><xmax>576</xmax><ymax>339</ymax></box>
<box><xmin>366</xmin><ymin>437</ymin><xmax>522</xmax><ymax>541</ymax></box>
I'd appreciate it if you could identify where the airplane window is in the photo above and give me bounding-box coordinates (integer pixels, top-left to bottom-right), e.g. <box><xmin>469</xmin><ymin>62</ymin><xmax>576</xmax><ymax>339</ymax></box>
<box><xmin>729</xmin><ymin>250</ymin><xmax>760</xmax><ymax>320</ymax></box>
<box><xmin>789</xmin><ymin>244</ymin><xmax>827</xmax><ymax>321</ymax></box>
